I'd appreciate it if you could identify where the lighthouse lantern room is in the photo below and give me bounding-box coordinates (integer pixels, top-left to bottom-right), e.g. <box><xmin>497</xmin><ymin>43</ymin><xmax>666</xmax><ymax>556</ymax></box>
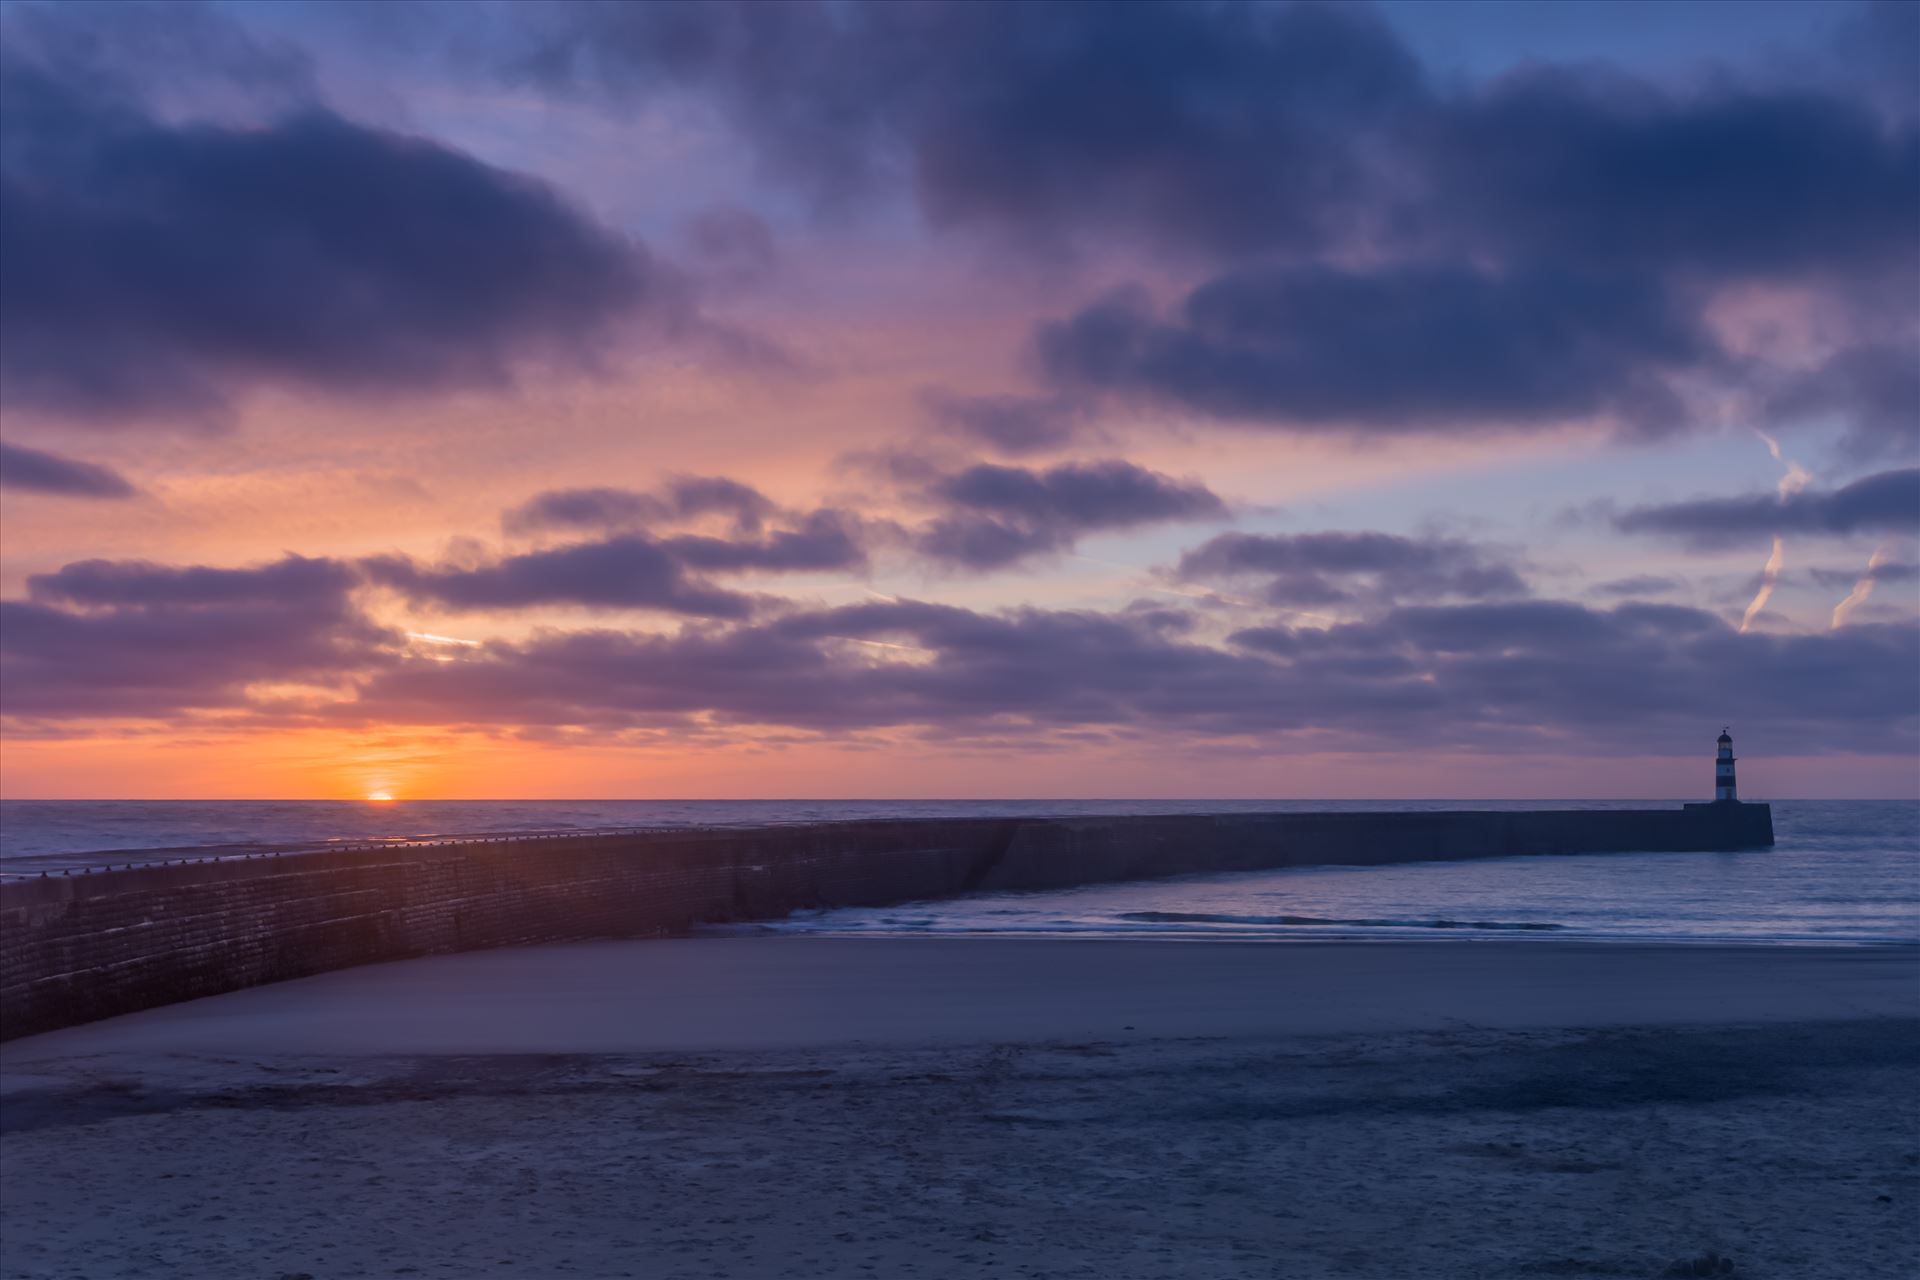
<box><xmin>1715</xmin><ymin>729</ymin><xmax>1738</xmax><ymax>803</ymax></box>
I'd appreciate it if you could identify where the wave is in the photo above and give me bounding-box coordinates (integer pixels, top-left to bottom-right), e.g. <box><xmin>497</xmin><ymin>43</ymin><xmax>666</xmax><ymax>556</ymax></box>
<box><xmin>1117</xmin><ymin>910</ymin><xmax>1565</xmax><ymax>932</ymax></box>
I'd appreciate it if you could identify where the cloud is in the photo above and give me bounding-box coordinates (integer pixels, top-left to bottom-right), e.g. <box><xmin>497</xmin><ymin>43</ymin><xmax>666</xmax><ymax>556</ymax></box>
<box><xmin>498</xmin><ymin>2</ymin><xmax>1916</xmax><ymax>281</ymax></box>
<box><xmin>1432</xmin><ymin>67</ymin><xmax>1919</xmax><ymax>284</ymax></box>
<box><xmin>0</xmin><ymin>30</ymin><xmax>669</xmax><ymax>427</ymax></box>
<box><xmin>1037</xmin><ymin>266</ymin><xmax>1709</xmax><ymax>436</ymax></box>
<box><xmin>5</xmin><ymin>554</ymin><xmax>394</xmax><ymax>718</ymax></box>
<box><xmin>662</xmin><ymin>510</ymin><xmax>868</xmax><ymax>573</ymax></box>
<box><xmin>0</xmin><ymin>441</ymin><xmax>137</xmax><ymax>499</ymax></box>
<box><xmin>503</xmin><ymin>476</ymin><xmax>777</xmax><ymax>536</ymax></box>
<box><xmin>1178</xmin><ymin>530</ymin><xmax>1528</xmax><ymax>605</ymax></box>
<box><xmin>682</xmin><ymin>206</ymin><xmax>779</xmax><ymax>282</ymax></box>
<box><xmin>1808</xmin><ymin>561</ymin><xmax>1920</xmax><ymax>590</ymax></box>
<box><xmin>348</xmin><ymin>599</ymin><xmax>1289</xmax><ymax>735</ymax></box>
<box><xmin>10</xmin><ymin>0</ymin><xmax>1906</xmax><ymax>457</ymax></box>
<box><xmin>28</xmin><ymin>553</ymin><xmax>356</xmax><ymax>608</ymax></box>
<box><xmin>0</xmin><ymin>0</ymin><xmax>319</xmax><ymax>123</ymax></box>
<box><xmin>506</xmin><ymin>0</ymin><xmax>1423</xmax><ymax>256</ymax></box>
<box><xmin>919</xmin><ymin>390</ymin><xmax>1087</xmax><ymax>455</ymax></box>
<box><xmin>1765</xmin><ymin>344</ymin><xmax>1920</xmax><ymax>461</ymax></box>
<box><xmin>935</xmin><ymin>460</ymin><xmax>1224</xmax><ymax>527</ymax></box>
<box><xmin>1834</xmin><ymin>0</ymin><xmax>1920</xmax><ymax>117</ymax></box>
<box><xmin>913</xmin><ymin>460</ymin><xmax>1226</xmax><ymax>569</ymax></box>
<box><xmin>490</xmin><ymin>478</ymin><xmax>872</xmax><ymax>589</ymax></box>
<box><xmin>374</xmin><ymin>480</ymin><xmax>875</xmax><ymax>616</ymax></box>
<box><xmin>340</xmin><ymin>596</ymin><xmax>1917</xmax><ymax>757</ymax></box>
<box><xmin>483</xmin><ymin>2</ymin><xmax>1915</xmax><ymax>451</ymax></box>
<box><xmin>363</xmin><ymin>538</ymin><xmax>758</xmax><ymax>618</ymax></box>
<box><xmin>1614</xmin><ymin>468</ymin><xmax>1920</xmax><ymax>548</ymax></box>
<box><xmin>7</xmin><ymin>546</ymin><xmax>1913</xmax><ymax>759</ymax></box>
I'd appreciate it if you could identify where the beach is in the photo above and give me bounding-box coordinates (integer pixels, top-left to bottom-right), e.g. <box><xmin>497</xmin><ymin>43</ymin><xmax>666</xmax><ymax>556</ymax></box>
<box><xmin>2</xmin><ymin>937</ymin><xmax>1916</xmax><ymax>1279</ymax></box>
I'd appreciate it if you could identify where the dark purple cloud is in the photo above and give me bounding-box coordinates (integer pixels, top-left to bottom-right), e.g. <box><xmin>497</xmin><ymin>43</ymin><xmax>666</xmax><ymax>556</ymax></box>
<box><xmin>1764</xmin><ymin>345</ymin><xmax>1920</xmax><ymax>462</ymax></box>
<box><xmin>486</xmin><ymin>2</ymin><xmax>1916</xmax><ymax>448</ymax></box>
<box><xmin>663</xmin><ymin>510</ymin><xmax>868</xmax><ymax>573</ymax></box>
<box><xmin>911</xmin><ymin>519</ymin><xmax>1063</xmax><ymax>574</ymax></box>
<box><xmin>334</xmin><ymin>596</ymin><xmax>1917</xmax><ymax>756</ymax></box>
<box><xmin>0</xmin><ymin>34</ymin><xmax>666</xmax><ymax>427</ymax></box>
<box><xmin>372</xmin><ymin>484</ymin><xmax>873</xmax><ymax>615</ymax></box>
<box><xmin>1038</xmin><ymin>266</ymin><xmax>1710</xmax><ymax>436</ymax></box>
<box><xmin>1178</xmin><ymin>531</ymin><xmax>1528</xmax><ymax>605</ymax></box>
<box><xmin>4</xmin><ymin>555</ymin><xmax>394</xmax><ymax>718</ymax></box>
<box><xmin>348</xmin><ymin>599</ymin><xmax>1295</xmax><ymax>735</ymax></box>
<box><xmin>29</xmin><ymin>553</ymin><xmax>355</xmax><ymax>608</ymax></box>
<box><xmin>934</xmin><ymin>460</ymin><xmax>1223</xmax><ymax>527</ymax></box>
<box><xmin>682</xmin><ymin>205</ymin><xmax>779</xmax><ymax>282</ymax></box>
<box><xmin>990</xmin><ymin>13</ymin><xmax>1908</xmax><ymax>444</ymax></box>
<box><xmin>14</xmin><ymin>0</ymin><xmax>1906</xmax><ymax>455</ymax></box>
<box><xmin>500</xmin><ymin>1</ymin><xmax>1916</xmax><ymax>280</ymax></box>
<box><xmin>0</xmin><ymin>441</ymin><xmax>137</xmax><ymax>499</ymax></box>
<box><xmin>918</xmin><ymin>390</ymin><xmax>1087</xmax><ymax>455</ymax></box>
<box><xmin>503</xmin><ymin>477</ymin><xmax>777</xmax><ymax>536</ymax></box>
<box><xmin>7</xmin><ymin>548</ymin><xmax>1913</xmax><ymax>757</ymax></box>
<box><xmin>509</xmin><ymin>0</ymin><xmax>1423</xmax><ymax>256</ymax></box>
<box><xmin>1835</xmin><ymin>0</ymin><xmax>1920</xmax><ymax>117</ymax></box>
<box><xmin>914</xmin><ymin>460</ymin><xmax>1226</xmax><ymax>569</ymax></box>
<box><xmin>363</xmin><ymin>538</ymin><xmax>756</xmax><ymax>618</ymax></box>
<box><xmin>1614</xmin><ymin>468</ymin><xmax>1920</xmax><ymax>548</ymax></box>
<box><xmin>0</xmin><ymin>0</ymin><xmax>319</xmax><ymax>116</ymax></box>
<box><xmin>1432</xmin><ymin>69</ymin><xmax>1919</xmax><ymax>284</ymax></box>
<box><xmin>1807</xmin><ymin>561</ymin><xmax>1919</xmax><ymax>590</ymax></box>
<box><xmin>489</xmin><ymin>480</ymin><xmax>871</xmax><ymax>591</ymax></box>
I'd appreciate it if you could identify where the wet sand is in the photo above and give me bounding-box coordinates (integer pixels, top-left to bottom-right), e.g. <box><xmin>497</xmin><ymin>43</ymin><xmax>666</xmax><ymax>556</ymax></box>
<box><xmin>3</xmin><ymin>939</ymin><xmax>1916</xmax><ymax>1279</ymax></box>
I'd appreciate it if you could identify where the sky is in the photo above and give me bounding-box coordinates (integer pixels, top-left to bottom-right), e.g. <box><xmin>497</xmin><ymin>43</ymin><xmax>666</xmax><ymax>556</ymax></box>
<box><xmin>0</xmin><ymin>0</ymin><xmax>1915</xmax><ymax>800</ymax></box>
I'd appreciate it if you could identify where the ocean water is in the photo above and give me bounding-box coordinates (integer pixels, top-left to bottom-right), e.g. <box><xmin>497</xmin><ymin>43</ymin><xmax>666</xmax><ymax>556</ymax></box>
<box><xmin>748</xmin><ymin>800</ymin><xmax>1920</xmax><ymax>947</ymax></box>
<box><xmin>1</xmin><ymin>799</ymin><xmax>1914</xmax><ymax>946</ymax></box>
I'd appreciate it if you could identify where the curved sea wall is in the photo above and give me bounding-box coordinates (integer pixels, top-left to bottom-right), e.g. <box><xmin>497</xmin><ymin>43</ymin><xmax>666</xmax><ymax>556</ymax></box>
<box><xmin>0</xmin><ymin>805</ymin><xmax>1772</xmax><ymax>1041</ymax></box>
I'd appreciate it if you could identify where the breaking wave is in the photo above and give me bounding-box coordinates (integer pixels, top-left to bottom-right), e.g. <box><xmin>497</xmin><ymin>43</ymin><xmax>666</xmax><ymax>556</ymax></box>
<box><xmin>1116</xmin><ymin>911</ymin><xmax>1565</xmax><ymax>932</ymax></box>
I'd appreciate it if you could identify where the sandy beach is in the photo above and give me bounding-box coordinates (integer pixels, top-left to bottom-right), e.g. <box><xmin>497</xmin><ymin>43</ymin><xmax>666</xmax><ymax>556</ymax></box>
<box><xmin>3</xmin><ymin>938</ymin><xmax>1916</xmax><ymax>1279</ymax></box>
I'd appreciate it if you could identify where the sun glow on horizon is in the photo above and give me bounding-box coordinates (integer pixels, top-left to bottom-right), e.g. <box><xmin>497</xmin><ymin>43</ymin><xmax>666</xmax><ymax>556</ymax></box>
<box><xmin>366</xmin><ymin>791</ymin><xmax>396</xmax><ymax>803</ymax></box>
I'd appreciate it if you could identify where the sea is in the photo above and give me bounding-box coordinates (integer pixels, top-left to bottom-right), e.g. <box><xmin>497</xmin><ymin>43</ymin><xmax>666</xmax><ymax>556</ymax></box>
<box><xmin>1</xmin><ymin>798</ymin><xmax>1914</xmax><ymax>947</ymax></box>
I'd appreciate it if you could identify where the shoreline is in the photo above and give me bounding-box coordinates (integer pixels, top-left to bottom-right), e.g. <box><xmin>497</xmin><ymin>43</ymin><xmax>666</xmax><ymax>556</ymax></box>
<box><xmin>710</xmin><ymin>923</ymin><xmax>1920</xmax><ymax>947</ymax></box>
<box><xmin>6</xmin><ymin>935</ymin><xmax>1914</xmax><ymax>1061</ymax></box>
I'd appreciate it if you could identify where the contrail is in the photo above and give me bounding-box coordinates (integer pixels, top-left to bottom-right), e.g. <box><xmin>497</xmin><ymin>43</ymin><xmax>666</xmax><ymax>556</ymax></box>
<box><xmin>1741</xmin><ymin>537</ymin><xmax>1784</xmax><ymax>633</ymax></box>
<box><xmin>1753</xmin><ymin>428</ymin><xmax>1811</xmax><ymax>498</ymax></box>
<box><xmin>1831</xmin><ymin>541</ymin><xmax>1893</xmax><ymax>629</ymax></box>
<box><xmin>1739</xmin><ymin>429</ymin><xmax>1810</xmax><ymax>633</ymax></box>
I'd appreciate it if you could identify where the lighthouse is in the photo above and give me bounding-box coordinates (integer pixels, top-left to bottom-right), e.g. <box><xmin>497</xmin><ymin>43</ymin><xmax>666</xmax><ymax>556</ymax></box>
<box><xmin>1714</xmin><ymin>729</ymin><xmax>1738</xmax><ymax>802</ymax></box>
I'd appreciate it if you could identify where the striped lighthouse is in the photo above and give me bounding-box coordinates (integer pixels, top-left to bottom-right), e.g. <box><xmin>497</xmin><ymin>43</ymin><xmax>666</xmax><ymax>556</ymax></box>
<box><xmin>1715</xmin><ymin>729</ymin><xmax>1738</xmax><ymax>802</ymax></box>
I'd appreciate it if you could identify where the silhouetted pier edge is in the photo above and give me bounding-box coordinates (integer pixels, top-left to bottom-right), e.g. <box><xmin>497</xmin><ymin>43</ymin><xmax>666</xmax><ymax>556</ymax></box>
<box><xmin>0</xmin><ymin>804</ymin><xmax>1773</xmax><ymax>1041</ymax></box>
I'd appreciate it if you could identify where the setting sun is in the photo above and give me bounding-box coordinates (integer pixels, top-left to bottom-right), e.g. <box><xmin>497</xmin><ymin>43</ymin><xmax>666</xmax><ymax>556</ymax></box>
<box><xmin>365</xmin><ymin>792</ymin><xmax>395</xmax><ymax>803</ymax></box>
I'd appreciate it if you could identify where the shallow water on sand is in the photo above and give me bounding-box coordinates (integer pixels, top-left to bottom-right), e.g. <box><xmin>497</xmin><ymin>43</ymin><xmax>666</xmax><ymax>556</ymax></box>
<box><xmin>2</xmin><ymin>798</ymin><xmax>1913</xmax><ymax>946</ymax></box>
<box><xmin>743</xmin><ymin>800</ymin><xmax>1918</xmax><ymax>947</ymax></box>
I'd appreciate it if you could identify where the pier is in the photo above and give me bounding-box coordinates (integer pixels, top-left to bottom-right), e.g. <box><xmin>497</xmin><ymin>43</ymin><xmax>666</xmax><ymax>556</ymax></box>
<box><xmin>0</xmin><ymin>804</ymin><xmax>1773</xmax><ymax>1040</ymax></box>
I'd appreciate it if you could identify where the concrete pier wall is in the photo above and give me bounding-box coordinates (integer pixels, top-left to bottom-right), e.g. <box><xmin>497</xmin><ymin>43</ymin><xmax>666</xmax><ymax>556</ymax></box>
<box><xmin>0</xmin><ymin>804</ymin><xmax>1772</xmax><ymax>1041</ymax></box>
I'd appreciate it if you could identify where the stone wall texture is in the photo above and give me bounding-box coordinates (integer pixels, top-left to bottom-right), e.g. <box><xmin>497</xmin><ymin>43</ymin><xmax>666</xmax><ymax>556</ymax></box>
<box><xmin>0</xmin><ymin>805</ymin><xmax>1773</xmax><ymax>1041</ymax></box>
